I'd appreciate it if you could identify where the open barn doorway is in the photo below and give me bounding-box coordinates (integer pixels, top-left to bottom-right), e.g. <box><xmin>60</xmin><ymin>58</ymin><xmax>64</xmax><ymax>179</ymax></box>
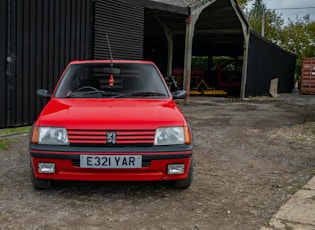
<box><xmin>171</xmin><ymin>56</ymin><xmax>243</xmax><ymax>97</ymax></box>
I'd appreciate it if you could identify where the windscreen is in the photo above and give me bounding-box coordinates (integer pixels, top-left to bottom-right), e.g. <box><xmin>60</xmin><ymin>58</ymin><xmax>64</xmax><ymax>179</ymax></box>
<box><xmin>54</xmin><ymin>63</ymin><xmax>170</xmax><ymax>99</ymax></box>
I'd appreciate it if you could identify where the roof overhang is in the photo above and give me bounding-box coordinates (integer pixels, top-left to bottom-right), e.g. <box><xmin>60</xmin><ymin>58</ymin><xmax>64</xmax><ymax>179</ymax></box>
<box><xmin>140</xmin><ymin>0</ymin><xmax>249</xmax><ymax>57</ymax></box>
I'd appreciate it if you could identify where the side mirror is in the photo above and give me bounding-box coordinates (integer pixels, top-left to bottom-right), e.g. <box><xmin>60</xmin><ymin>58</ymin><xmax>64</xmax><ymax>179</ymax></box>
<box><xmin>172</xmin><ymin>90</ymin><xmax>186</xmax><ymax>99</ymax></box>
<box><xmin>37</xmin><ymin>89</ymin><xmax>51</xmax><ymax>99</ymax></box>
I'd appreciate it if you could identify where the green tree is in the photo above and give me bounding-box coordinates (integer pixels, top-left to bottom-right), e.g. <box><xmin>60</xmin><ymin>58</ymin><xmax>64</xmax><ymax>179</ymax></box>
<box><xmin>246</xmin><ymin>0</ymin><xmax>284</xmax><ymax>42</ymax></box>
<box><xmin>281</xmin><ymin>15</ymin><xmax>315</xmax><ymax>57</ymax></box>
<box><xmin>236</xmin><ymin>0</ymin><xmax>251</xmax><ymax>8</ymax></box>
<box><xmin>280</xmin><ymin>15</ymin><xmax>315</xmax><ymax>76</ymax></box>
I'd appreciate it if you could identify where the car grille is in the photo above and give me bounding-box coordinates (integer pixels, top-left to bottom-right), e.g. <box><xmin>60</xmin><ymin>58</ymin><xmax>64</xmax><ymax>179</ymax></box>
<box><xmin>67</xmin><ymin>129</ymin><xmax>155</xmax><ymax>146</ymax></box>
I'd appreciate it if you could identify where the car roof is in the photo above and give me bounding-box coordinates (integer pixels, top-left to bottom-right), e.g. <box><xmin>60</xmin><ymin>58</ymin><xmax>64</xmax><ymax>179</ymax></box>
<box><xmin>69</xmin><ymin>60</ymin><xmax>155</xmax><ymax>65</ymax></box>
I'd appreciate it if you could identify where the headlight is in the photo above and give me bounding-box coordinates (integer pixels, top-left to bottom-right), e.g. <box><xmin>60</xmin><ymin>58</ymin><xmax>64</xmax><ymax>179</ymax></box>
<box><xmin>154</xmin><ymin>127</ymin><xmax>191</xmax><ymax>145</ymax></box>
<box><xmin>31</xmin><ymin>126</ymin><xmax>69</xmax><ymax>145</ymax></box>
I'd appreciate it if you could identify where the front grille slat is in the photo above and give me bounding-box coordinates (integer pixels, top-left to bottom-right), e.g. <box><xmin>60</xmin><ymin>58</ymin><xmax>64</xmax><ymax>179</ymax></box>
<box><xmin>68</xmin><ymin>131</ymin><xmax>106</xmax><ymax>136</ymax></box>
<box><xmin>118</xmin><ymin>136</ymin><xmax>153</xmax><ymax>140</ymax></box>
<box><xmin>116</xmin><ymin>140</ymin><xmax>153</xmax><ymax>144</ymax></box>
<box><xmin>117</xmin><ymin>131</ymin><xmax>155</xmax><ymax>135</ymax></box>
<box><xmin>70</xmin><ymin>140</ymin><xmax>106</xmax><ymax>144</ymax></box>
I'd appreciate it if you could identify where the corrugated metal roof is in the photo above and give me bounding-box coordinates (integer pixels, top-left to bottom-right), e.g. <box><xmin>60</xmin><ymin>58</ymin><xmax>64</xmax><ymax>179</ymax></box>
<box><xmin>149</xmin><ymin>0</ymin><xmax>200</xmax><ymax>7</ymax></box>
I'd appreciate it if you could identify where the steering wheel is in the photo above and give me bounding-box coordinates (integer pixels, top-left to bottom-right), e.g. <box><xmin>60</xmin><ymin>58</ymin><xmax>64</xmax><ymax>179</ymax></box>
<box><xmin>76</xmin><ymin>86</ymin><xmax>99</xmax><ymax>92</ymax></box>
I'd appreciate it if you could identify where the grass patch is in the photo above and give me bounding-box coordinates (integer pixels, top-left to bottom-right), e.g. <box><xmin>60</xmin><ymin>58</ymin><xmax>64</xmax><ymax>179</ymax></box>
<box><xmin>0</xmin><ymin>139</ymin><xmax>9</xmax><ymax>150</ymax></box>
<box><xmin>0</xmin><ymin>126</ymin><xmax>31</xmax><ymax>137</ymax></box>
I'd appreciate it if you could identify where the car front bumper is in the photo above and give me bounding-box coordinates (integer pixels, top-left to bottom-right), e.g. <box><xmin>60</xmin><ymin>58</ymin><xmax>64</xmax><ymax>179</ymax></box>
<box><xmin>30</xmin><ymin>145</ymin><xmax>193</xmax><ymax>182</ymax></box>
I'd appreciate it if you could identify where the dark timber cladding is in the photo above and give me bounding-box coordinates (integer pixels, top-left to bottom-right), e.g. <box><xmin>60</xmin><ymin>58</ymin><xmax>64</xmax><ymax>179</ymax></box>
<box><xmin>93</xmin><ymin>0</ymin><xmax>144</xmax><ymax>60</ymax></box>
<box><xmin>0</xmin><ymin>0</ymin><xmax>8</xmax><ymax>127</ymax></box>
<box><xmin>246</xmin><ymin>32</ymin><xmax>296</xmax><ymax>97</ymax></box>
<box><xmin>0</xmin><ymin>0</ymin><xmax>92</xmax><ymax>128</ymax></box>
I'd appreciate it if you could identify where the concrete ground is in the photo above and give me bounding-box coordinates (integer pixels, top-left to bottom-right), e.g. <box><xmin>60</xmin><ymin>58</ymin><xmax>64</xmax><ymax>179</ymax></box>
<box><xmin>261</xmin><ymin>176</ymin><xmax>315</xmax><ymax>230</ymax></box>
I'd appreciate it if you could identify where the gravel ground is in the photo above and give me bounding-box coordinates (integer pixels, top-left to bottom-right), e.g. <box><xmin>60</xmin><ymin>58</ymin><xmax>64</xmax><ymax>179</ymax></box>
<box><xmin>0</xmin><ymin>94</ymin><xmax>315</xmax><ymax>230</ymax></box>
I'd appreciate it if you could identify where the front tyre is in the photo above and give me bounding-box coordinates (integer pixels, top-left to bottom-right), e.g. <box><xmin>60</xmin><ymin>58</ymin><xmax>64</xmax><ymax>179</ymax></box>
<box><xmin>173</xmin><ymin>157</ymin><xmax>194</xmax><ymax>189</ymax></box>
<box><xmin>30</xmin><ymin>160</ymin><xmax>52</xmax><ymax>189</ymax></box>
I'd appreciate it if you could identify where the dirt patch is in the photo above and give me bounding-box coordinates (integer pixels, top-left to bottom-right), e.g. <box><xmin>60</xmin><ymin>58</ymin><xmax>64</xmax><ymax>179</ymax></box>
<box><xmin>1</xmin><ymin>94</ymin><xmax>315</xmax><ymax>229</ymax></box>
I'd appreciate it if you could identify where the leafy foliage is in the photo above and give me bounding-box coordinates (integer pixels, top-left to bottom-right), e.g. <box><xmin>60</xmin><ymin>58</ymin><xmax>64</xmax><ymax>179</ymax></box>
<box><xmin>236</xmin><ymin>0</ymin><xmax>251</xmax><ymax>8</ymax></box>
<box><xmin>280</xmin><ymin>16</ymin><xmax>315</xmax><ymax>57</ymax></box>
<box><xmin>280</xmin><ymin>16</ymin><xmax>315</xmax><ymax>76</ymax></box>
<box><xmin>246</xmin><ymin>0</ymin><xmax>284</xmax><ymax>41</ymax></box>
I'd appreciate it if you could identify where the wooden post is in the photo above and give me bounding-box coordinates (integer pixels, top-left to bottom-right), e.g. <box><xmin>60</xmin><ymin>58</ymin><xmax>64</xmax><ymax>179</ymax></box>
<box><xmin>183</xmin><ymin>14</ymin><xmax>196</xmax><ymax>104</ymax></box>
<box><xmin>230</xmin><ymin>0</ymin><xmax>250</xmax><ymax>99</ymax></box>
<box><xmin>167</xmin><ymin>35</ymin><xmax>174</xmax><ymax>77</ymax></box>
<box><xmin>183</xmin><ymin>2</ymin><xmax>215</xmax><ymax>103</ymax></box>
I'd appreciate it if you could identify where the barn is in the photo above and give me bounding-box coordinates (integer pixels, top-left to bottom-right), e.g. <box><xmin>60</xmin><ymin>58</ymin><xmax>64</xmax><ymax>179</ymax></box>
<box><xmin>0</xmin><ymin>0</ymin><xmax>296</xmax><ymax>128</ymax></box>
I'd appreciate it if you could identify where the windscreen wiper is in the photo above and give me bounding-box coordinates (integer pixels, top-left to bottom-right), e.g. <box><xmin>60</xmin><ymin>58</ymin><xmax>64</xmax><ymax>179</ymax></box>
<box><xmin>112</xmin><ymin>91</ymin><xmax>167</xmax><ymax>98</ymax></box>
<box><xmin>65</xmin><ymin>90</ymin><xmax>105</xmax><ymax>98</ymax></box>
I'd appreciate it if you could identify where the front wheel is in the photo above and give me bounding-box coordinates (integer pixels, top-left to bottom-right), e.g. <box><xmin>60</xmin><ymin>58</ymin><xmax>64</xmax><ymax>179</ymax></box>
<box><xmin>30</xmin><ymin>160</ymin><xmax>52</xmax><ymax>189</ymax></box>
<box><xmin>173</xmin><ymin>157</ymin><xmax>194</xmax><ymax>189</ymax></box>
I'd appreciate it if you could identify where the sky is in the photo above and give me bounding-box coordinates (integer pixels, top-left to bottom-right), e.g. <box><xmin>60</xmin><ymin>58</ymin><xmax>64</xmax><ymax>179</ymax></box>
<box><xmin>250</xmin><ymin>0</ymin><xmax>315</xmax><ymax>22</ymax></box>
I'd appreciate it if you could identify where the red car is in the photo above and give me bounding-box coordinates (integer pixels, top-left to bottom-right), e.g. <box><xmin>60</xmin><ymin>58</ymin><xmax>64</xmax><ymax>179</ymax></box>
<box><xmin>30</xmin><ymin>60</ymin><xmax>193</xmax><ymax>189</ymax></box>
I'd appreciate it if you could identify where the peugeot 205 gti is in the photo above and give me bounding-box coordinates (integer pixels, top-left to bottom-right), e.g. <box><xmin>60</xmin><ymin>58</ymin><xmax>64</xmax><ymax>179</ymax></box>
<box><xmin>30</xmin><ymin>60</ymin><xmax>193</xmax><ymax>189</ymax></box>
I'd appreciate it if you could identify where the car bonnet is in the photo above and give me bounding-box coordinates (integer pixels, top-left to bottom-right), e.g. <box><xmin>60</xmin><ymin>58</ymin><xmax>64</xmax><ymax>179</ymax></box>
<box><xmin>36</xmin><ymin>98</ymin><xmax>187</xmax><ymax>130</ymax></box>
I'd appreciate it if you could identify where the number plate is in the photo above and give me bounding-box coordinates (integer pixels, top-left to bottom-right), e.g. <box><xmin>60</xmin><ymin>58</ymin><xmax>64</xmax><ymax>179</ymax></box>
<box><xmin>80</xmin><ymin>155</ymin><xmax>142</xmax><ymax>168</ymax></box>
